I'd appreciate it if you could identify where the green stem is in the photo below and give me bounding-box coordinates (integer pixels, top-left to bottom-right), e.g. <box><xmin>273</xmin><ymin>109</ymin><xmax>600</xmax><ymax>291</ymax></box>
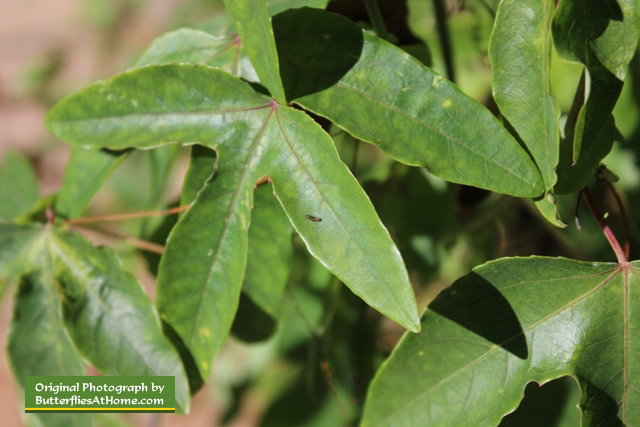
<box><xmin>432</xmin><ymin>0</ymin><xmax>455</xmax><ymax>82</ymax></box>
<box><xmin>364</xmin><ymin>0</ymin><xmax>392</xmax><ymax>42</ymax></box>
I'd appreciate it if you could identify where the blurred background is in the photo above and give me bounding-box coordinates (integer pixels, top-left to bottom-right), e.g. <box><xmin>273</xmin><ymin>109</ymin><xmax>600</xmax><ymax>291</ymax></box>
<box><xmin>1</xmin><ymin>0</ymin><xmax>640</xmax><ymax>425</ymax></box>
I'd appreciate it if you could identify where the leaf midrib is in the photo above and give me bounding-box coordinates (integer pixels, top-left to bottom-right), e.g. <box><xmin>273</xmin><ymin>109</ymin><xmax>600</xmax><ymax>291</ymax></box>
<box><xmin>275</xmin><ymin>110</ymin><xmax>415</xmax><ymax>327</ymax></box>
<box><xmin>186</xmin><ymin>104</ymin><xmax>275</xmax><ymax>350</ymax></box>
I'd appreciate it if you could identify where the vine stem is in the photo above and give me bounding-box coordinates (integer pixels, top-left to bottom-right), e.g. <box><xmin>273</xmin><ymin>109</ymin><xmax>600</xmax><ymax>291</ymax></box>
<box><xmin>69</xmin><ymin>225</ymin><xmax>165</xmax><ymax>254</ymax></box>
<box><xmin>363</xmin><ymin>0</ymin><xmax>392</xmax><ymax>42</ymax></box>
<box><xmin>64</xmin><ymin>205</ymin><xmax>189</xmax><ymax>225</ymax></box>
<box><xmin>582</xmin><ymin>186</ymin><xmax>627</xmax><ymax>264</ymax></box>
<box><xmin>600</xmin><ymin>176</ymin><xmax>630</xmax><ymax>260</ymax></box>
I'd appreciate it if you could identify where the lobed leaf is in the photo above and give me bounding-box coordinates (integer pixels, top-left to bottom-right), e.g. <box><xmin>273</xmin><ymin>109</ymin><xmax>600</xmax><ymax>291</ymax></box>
<box><xmin>363</xmin><ymin>257</ymin><xmax>640</xmax><ymax>426</ymax></box>
<box><xmin>272</xmin><ymin>8</ymin><xmax>544</xmax><ymax>198</ymax></box>
<box><xmin>223</xmin><ymin>0</ymin><xmax>287</xmax><ymax>103</ymax></box>
<box><xmin>45</xmin><ymin>64</ymin><xmax>421</xmax><ymax>383</ymax></box>
<box><xmin>47</xmin><ymin>230</ymin><xmax>191</xmax><ymax>413</ymax></box>
<box><xmin>8</xmin><ymin>270</ymin><xmax>92</xmax><ymax>427</ymax></box>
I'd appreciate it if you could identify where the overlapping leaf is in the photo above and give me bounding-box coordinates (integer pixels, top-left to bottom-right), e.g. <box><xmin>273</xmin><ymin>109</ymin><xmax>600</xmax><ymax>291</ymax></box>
<box><xmin>223</xmin><ymin>0</ymin><xmax>286</xmax><ymax>103</ymax></box>
<box><xmin>363</xmin><ymin>257</ymin><xmax>640</xmax><ymax>426</ymax></box>
<box><xmin>2</xmin><ymin>224</ymin><xmax>191</xmax><ymax>414</ymax></box>
<box><xmin>489</xmin><ymin>0</ymin><xmax>563</xmax><ymax>226</ymax></box>
<box><xmin>131</xmin><ymin>8</ymin><xmax>544</xmax><ymax>198</ymax></box>
<box><xmin>44</xmin><ymin>64</ymin><xmax>421</xmax><ymax>384</ymax></box>
<box><xmin>553</xmin><ymin>0</ymin><xmax>640</xmax><ymax>194</ymax></box>
<box><xmin>8</xmin><ymin>270</ymin><xmax>92</xmax><ymax>427</ymax></box>
<box><xmin>47</xmin><ymin>230</ymin><xmax>191</xmax><ymax>413</ymax></box>
<box><xmin>272</xmin><ymin>8</ymin><xmax>544</xmax><ymax>197</ymax></box>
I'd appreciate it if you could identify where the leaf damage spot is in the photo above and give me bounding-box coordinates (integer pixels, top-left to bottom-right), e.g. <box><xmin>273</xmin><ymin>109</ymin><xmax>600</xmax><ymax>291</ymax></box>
<box><xmin>442</xmin><ymin>99</ymin><xmax>452</xmax><ymax>108</ymax></box>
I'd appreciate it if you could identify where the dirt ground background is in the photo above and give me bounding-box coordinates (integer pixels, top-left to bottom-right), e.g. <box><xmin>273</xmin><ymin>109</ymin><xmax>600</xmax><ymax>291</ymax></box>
<box><xmin>0</xmin><ymin>1</ymin><xmax>235</xmax><ymax>425</ymax></box>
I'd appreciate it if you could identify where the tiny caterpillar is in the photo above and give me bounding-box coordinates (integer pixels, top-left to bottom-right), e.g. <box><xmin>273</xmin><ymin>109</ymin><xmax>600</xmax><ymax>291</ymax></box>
<box><xmin>305</xmin><ymin>214</ymin><xmax>322</xmax><ymax>222</ymax></box>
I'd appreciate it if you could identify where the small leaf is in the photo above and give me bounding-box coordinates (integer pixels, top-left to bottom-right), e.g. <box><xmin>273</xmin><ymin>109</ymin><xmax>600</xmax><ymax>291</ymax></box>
<box><xmin>134</xmin><ymin>28</ymin><xmax>258</xmax><ymax>83</ymax></box>
<box><xmin>223</xmin><ymin>0</ymin><xmax>287</xmax><ymax>103</ymax></box>
<box><xmin>553</xmin><ymin>0</ymin><xmax>640</xmax><ymax>194</ymax></box>
<box><xmin>55</xmin><ymin>147</ymin><xmax>129</xmax><ymax>219</ymax></box>
<box><xmin>362</xmin><ymin>257</ymin><xmax>640</xmax><ymax>426</ymax></box>
<box><xmin>243</xmin><ymin>183</ymin><xmax>293</xmax><ymax>317</ymax></box>
<box><xmin>272</xmin><ymin>8</ymin><xmax>544</xmax><ymax>197</ymax></box>
<box><xmin>47</xmin><ymin>229</ymin><xmax>191</xmax><ymax>414</ymax></box>
<box><xmin>181</xmin><ymin>145</ymin><xmax>217</xmax><ymax>206</ymax></box>
<box><xmin>0</xmin><ymin>151</ymin><xmax>39</xmax><ymax>221</ymax></box>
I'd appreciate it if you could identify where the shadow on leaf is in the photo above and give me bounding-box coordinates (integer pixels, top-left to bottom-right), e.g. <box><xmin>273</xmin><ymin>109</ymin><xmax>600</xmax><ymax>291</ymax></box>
<box><xmin>429</xmin><ymin>271</ymin><xmax>528</xmax><ymax>359</ymax></box>
<box><xmin>273</xmin><ymin>8</ymin><xmax>363</xmax><ymax>101</ymax></box>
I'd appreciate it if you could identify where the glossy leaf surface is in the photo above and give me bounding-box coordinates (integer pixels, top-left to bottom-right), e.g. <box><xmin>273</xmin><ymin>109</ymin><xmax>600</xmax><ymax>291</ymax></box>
<box><xmin>223</xmin><ymin>0</ymin><xmax>286</xmax><ymax>103</ymax></box>
<box><xmin>45</xmin><ymin>64</ymin><xmax>421</xmax><ymax>383</ymax></box>
<box><xmin>273</xmin><ymin>8</ymin><xmax>544</xmax><ymax>197</ymax></box>
<box><xmin>363</xmin><ymin>257</ymin><xmax>640</xmax><ymax>426</ymax></box>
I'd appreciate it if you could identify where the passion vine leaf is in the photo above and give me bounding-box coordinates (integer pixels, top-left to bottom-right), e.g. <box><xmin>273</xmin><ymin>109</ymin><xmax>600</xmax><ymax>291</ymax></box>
<box><xmin>0</xmin><ymin>151</ymin><xmax>39</xmax><ymax>222</ymax></box>
<box><xmin>553</xmin><ymin>0</ymin><xmax>640</xmax><ymax>194</ymax></box>
<box><xmin>134</xmin><ymin>28</ymin><xmax>258</xmax><ymax>83</ymax></box>
<box><xmin>362</xmin><ymin>257</ymin><xmax>640</xmax><ymax>426</ymax></box>
<box><xmin>182</xmin><ymin>143</ymin><xmax>293</xmax><ymax>319</ymax></box>
<box><xmin>242</xmin><ymin>182</ymin><xmax>293</xmax><ymax>318</ymax></box>
<box><xmin>0</xmin><ymin>223</ymin><xmax>45</xmax><ymax>291</ymax></box>
<box><xmin>47</xmin><ymin>230</ymin><xmax>191</xmax><ymax>414</ymax></box>
<box><xmin>489</xmin><ymin>0</ymin><xmax>563</xmax><ymax>227</ymax></box>
<box><xmin>8</xmin><ymin>270</ymin><xmax>93</xmax><ymax>427</ymax></box>
<box><xmin>44</xmin><ymin>64</ymin><xmax>421</xmax><ymax>383</ymax></box>
<box><xmin>55</xmin><ymin>147</ymin><xmax>129</xmax><ymax>219</ymax></box>
<box><xmin>223</xmin><ymin>0</ymin><xmax>287</xmax><ymax>103</ymax></box>
<box><xmin>272</xmin><ymin>8</ymin><xmax>545</xmax><ymax>198</ymax></box>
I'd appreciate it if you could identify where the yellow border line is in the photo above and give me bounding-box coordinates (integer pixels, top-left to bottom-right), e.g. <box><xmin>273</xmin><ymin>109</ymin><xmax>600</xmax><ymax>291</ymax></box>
<box><xmin>26</xmin><ymin>408</ymin><xmax>175</xmax><ymax>411</ymax></box>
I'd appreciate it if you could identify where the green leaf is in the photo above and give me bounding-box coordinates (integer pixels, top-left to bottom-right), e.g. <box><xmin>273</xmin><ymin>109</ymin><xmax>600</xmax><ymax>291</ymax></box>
<box><xmin>181</xmin><ymin>145</ymin><xmax>217</xmax><ymax>207</ymax></box>
<box><xmin>265</xmin><ymin>0</ymin><xmax>328</xmax><ymax>15</ymax></box>
<box><xmin>134</xmin><ymin>28</ymin><xmax>258</xmax><ymax>83</ymax></box>
<box><xmin>362</xmin><ymin>257</ymin><xmax>640</xmax><ymax>426</ymax></box>
<box><xmin>489</xmin><ymin>0</ymin><xmax>563</xmax><ymax>227</ymax></box>
<box><xmin>45</xmin><ymin>64</ymin><xmax>421</xmax><ymax>383</ymax></box>
<box><xmin>243</xmin><ymin>183</ymin><xmax>293</xmax><ymax>317</ymax></box>
<box><xmin>8</xmin><ymin>271</ymin><xmax>93</xmax><ymax>427</ymax></box>
<box><xmin>553</xmin><ymin>0</ymin><xmax>640</xmax><ymax>194</ymax></box>
<box><xmin>223</xmin><ymin>0</ymin><xmax>287</xmax><ymax>103</ymax></box>
<box><xmin>55</xmin><ymin>147</ymin><xmax>129</xmax><ymax>219</ymax></box>
<box><xmin>0</xmin><ymin>151</ymin><xmax>39</xmax><ymax>221</ymax></box>
<box><xmin>182</xmin><ymin>146</ymin><xmax>293</xmax><ymax>318</ymax></box>
<box><xmin>0</xmin><ymin>223</ymin><xmax>45</xmax><ymax>290</ymax></box>
<box><xmin>47</xmin><ymin>229</ymin><xmax>191</xmax><ymax>414</ymax></box>
<box><xmin>272</xmin><ymin>8</ymin><xmax>544</xmax><ymax>198</ymax></box>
